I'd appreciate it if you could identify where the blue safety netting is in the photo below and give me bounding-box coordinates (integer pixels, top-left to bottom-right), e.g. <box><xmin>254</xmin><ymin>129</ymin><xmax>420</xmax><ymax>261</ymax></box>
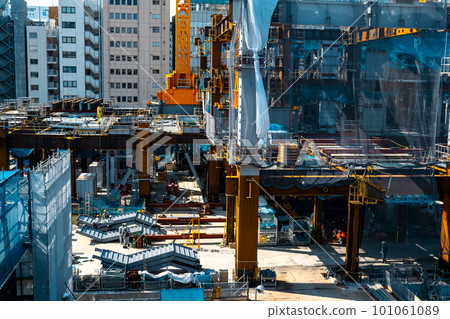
<box><xmin>0</xmin><ymin>170</ymin><xmax>28</xmax><ymax>290</ymax></box>
<box><xmin>11</xmin><ymin>148</ymin><xmax>34</xmax><ymax>158</ymax></box>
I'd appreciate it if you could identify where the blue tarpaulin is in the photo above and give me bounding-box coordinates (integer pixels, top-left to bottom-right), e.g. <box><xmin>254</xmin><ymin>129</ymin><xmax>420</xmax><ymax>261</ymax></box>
<box><xmin>11</xmin><ymin>148</ymin><xmax>33</xmax><ymax>158</ymax></box>
<box><xmin>161</xmin><ymin>288</ymin><xmax>204</xmax><ymax>301</ymax></box>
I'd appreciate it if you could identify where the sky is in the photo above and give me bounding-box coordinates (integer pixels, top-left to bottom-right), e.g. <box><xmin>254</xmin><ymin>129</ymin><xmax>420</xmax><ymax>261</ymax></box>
<box><xmin>25</xmin><ymin>0</ymin><xmax>176</xmax><ymax>16</ymax></box>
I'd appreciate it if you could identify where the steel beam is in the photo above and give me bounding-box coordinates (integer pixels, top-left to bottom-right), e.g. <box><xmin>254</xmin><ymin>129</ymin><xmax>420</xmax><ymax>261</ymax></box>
<box><xmin>0</xmin><ymin>128</ymin><xmax>9</xmax><ymax>171</ymax></box>
<box><xmin>208</xmin><ymin>147</ymin><xmax>220</xmax><ymax>203</ymax></box>
<box><xmin>440</xmin><ymin>165</ymin><xmax>450</xmax><ymax>270</ymax></box>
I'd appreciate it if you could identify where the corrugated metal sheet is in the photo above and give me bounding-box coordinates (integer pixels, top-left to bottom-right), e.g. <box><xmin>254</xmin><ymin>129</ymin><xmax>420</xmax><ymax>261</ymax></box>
<box><xmin>161</xmin><ymin>288</ymin><xmax>204</xmax><ymax>301</ymax></box>
<box><xmin>76</xmin><ymin>225</ymin><xmax>160</xmax><ymax>243</ymax></box>
<box><xmin>93</xmin><ymin>243</ymin><xmax>201</xmax><ymax>272</ymax></box>
<box><xmin>77</xmin><ymin>212</ymin><xmax>155</xmax><ymax>230</ymax></box>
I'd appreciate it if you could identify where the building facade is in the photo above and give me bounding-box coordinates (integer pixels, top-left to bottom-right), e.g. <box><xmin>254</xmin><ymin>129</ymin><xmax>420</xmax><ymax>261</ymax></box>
<box><xmin>102</xmin><ymin>0</ymin><xmax>170</xmax><ymax>105</ymax></box>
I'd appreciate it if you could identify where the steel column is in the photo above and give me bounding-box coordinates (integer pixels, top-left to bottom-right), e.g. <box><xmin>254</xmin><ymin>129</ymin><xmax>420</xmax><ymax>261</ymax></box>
<box><xmin>235</xmin><ymin>165</ymin><xmax>259</xmax><ymax>277</ymax></box>
<box><xmin>440</xmin><ymin>165</ymin><xmax>450</xmax><ymax>270</ymax></box>
<box><xmin>313</xmin><ymin>196</ymin><xmax>323</xmax><ymax>244</ymax></box>
<box><xmin>345</xmin><ymin>203</ymin><xmax>362</xmax><ymax>278</ymax></box>
<box><xmin>208</xmin><ymin>147</ymin><xmax>220</xmax><ymax>203</ymax></box>
<box><xmin>0</xmin><ymin>128</ymin><xmax>9</xmax><ymax>171</ymax></box>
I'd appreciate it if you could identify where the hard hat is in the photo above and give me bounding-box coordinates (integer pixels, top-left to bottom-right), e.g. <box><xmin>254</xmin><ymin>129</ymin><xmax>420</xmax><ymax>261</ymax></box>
<box><xmin>104</xmin><ymin>209</ymin><xmax>107</xmax><ymax>212</ymax></box>
<box><xmin>122</xmin><ymin>223</ymin><xmax>126</xmax><ymax>226</ymax></box>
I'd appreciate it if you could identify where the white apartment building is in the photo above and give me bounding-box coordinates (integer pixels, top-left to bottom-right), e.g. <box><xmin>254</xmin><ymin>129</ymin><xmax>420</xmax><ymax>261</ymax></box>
<box><xmin>26</xmin><ymin>20</ymin><xmax>60</xmax><ymax>103</ymax></box>
<box><xmin>103</xmin><ymin>0</ymin><xmax>170</xmax><ymax>105</ymax></box>
<box><xmin>84</xmin><ymin>0</ymin><xmax>102</xmax><ymax>98</ymax></box>
<box><xmin>59</xmin><ymin>0</ymin><xmax>86</xmax><ymax>98</ymax></box>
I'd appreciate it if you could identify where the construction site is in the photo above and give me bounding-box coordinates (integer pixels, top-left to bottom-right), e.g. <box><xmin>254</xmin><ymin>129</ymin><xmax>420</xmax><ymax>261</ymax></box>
<box><xmin>2</xmin><ymin>0</ymin><xmax>450</xmax><ymax>302</ymax></box>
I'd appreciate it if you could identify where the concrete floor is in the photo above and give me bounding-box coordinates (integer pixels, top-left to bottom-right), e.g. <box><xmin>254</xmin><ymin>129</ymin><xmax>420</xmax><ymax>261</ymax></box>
<box><xmin>72</xmin><ymin>172</ymin><xmax>441</xmax><ymax>301</ymax></box>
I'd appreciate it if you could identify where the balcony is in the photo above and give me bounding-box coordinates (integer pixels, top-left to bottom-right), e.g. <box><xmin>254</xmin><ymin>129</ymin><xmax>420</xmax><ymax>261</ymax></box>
<box><xmin>47</xmin><ymin>57</ymin><xmax>58</xmax><ymax>64</ymax></box>
<box><xmin>47</xmin><ymin>44</ymin><xmax>58</xmax><ymax>51</ymax></box>
<box><xmin>84</xmin><ymin>16</ymin><xmax>99</xmax><ymax>31</ymax></box>
<box><xmin>48</xmin><ymin>82</ymin><xmax>59</xmax><ymax>90</ymax></box>
<box><xmin>85</xmin><ymin>31</ymin><xmax>99</xmax><ymax>44</ymax></box>
<box><xmin>47</xmin><ymin>69</ymin><xmax>58</xmax><ymax>77</ymax></box>
<box><xmin>85</xmin><ymin>46</ymin><xmax>99</xmax><ymax>59</ymax></box>
<box><xmin>85</xmin><ymin>76</ymin><xmax>99</xmax><ymax>88</ymax></box>
<box><xmin>85</xmin><ymin>60</ymin><xmax>99</xmax><ymax>74</ymax></box>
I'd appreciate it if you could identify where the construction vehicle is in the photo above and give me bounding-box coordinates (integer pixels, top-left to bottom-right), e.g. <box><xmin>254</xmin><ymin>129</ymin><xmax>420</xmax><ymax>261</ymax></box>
<box><xmin>157</xmin><ymin>0</ymin><xmax>200</xmax><ymax>105</ymax></box>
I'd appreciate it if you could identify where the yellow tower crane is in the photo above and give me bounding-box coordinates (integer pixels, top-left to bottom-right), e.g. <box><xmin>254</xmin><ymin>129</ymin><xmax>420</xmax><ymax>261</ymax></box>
<box><xmin>157</xmin><ymin>0</ymin><xmax>200</xmax><ymax>105</ymax></box>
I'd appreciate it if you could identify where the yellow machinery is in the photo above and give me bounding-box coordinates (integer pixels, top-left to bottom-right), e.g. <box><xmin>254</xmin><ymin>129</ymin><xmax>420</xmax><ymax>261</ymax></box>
<box><xmin>157</xmin><ymin>0</ymin><xmax>200</xmax><ymax>105</ymax></box>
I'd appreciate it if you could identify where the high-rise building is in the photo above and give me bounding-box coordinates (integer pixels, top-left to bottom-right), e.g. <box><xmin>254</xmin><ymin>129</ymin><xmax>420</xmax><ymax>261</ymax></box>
<box><xmin>58</xmin><ymin>0</ymin><xmax>86</xmax><ymax>98</ymax></box>
<box><xmin>102</xmin><ymin>0</ymin><xmax>170</xmax><ymax>105</ymax></box>
<box><xmin>26</xmin><ymin>21</ymin><xmax>60</xmax><ymax>103</ymax></box>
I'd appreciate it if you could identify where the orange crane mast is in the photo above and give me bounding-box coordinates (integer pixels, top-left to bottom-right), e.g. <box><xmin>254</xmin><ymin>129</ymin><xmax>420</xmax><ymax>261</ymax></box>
<box><xmin>157</xmin><ymin>0</ymin><xmax>199</xmax><ymax>105</ymax></box>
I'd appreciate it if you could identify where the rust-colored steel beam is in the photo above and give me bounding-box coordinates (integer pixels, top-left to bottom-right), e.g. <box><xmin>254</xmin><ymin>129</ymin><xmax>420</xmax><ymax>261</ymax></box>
<box><xmin>156</xmin><ymin>217</ymin><xmax>226</xmax><ymax>224</ymax></box>
<box><xmin>144</xmin><ymin>233</ymin><xmax>223</xmax><ymax>242</ymax></box>
<box><xmin>146</xmin><ymin>202</ymin><xmax>226</xmax><ymax>209</ymax></box>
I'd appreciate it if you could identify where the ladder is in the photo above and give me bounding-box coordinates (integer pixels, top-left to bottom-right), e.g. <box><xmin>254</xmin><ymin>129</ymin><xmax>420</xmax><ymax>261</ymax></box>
<box><xmin>183</xmin><ymin>218</ymin><xmax>201</xmax><ymax>248</ymax></box>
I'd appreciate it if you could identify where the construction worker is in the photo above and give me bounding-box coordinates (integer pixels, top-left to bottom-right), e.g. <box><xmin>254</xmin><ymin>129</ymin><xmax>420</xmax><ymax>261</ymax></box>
<box><xmin>119</xmin><ymin>223</ymin><xmax>126</xmax><ymax>245</ymax></box>
<box><xmin>102</xmin><ymin>209</ymin><xmax>110</xmax><ymax>220</ymax></box>
<box><xmin>381</xmin><ymin>241</ymin><xmax>388</xmax><ymax>263</ymax></box>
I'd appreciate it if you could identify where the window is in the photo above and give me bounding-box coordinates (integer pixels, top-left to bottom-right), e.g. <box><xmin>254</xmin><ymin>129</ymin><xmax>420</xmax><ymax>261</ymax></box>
<box><xmin>63</xmin><ymin>51</ymin><xmax>76</xmax><ymax>58</ymax></box>
<box><xmin>133</xmin><ymin>96</ymin><xmax>138</xmax><ymax>102</ymax></box>
<box><xmin>110</xmin><ymin>83</ymin><xmax>115</xmax><ymax>88</ymax></box>
<box><xmin>127</xmin><ymin>27</ymin><xmax>132</xmax><ymax>34</ymax></box>
<box><xmin>127</xmin><ymin>56</ymin><xmax>132</xmax><ymax>61</ymax></box>
<box><xmin>127</xmin><ymin>83</ymin><xmax>132</xmax><ymax>89</ymax></box>
<box><xmin>116</xmin><ymin>82</ymin><xmax>120</xmax><ymax>88</ymax></box>
<box><xmin>152</xmin><ymin>83</ymin><xmax>159</xmax><ymax>88</ymax></box>
<box><xmin>29</xmin><ymin>32</ymin><xmax>37</xmax><ymax>38</ymax></box>
<box><xmin>30</xmin><ymin>72</ymin><xmax>39</xmax><ymax>78</ymax></box>
<box><xmin>116</xmin><ymin>69</ymin><xmax>120</xmax><ymax>74</ymax></box>
<box><xmin>115</xmin><ymin>0</ymin><xmax>119</xmax><ymax>4</ymax></box>
<box><xmin>110</xmin><ymin>55</ymin><xmax>115</xmax><ymax>61</ymax></box>
<box><xmin>122</xmin><ymin>69</ymin><xmax>126</xmax><ymax>75</ymax></box>
<box><xmin>127</xmin><ymin>0</ymin><xmax>131</xmax><ymax>5</ymax></box>
<box><xmin>115</xmin><ymin>41</ymin><xmax>120</xmax><ymax>47</ymax></box>
<box><xmin>152</xmin><ymin>69</ymin><xmax>160</xmax><ymax>74</ymax></box>
<box><xmin>29</xmin><ymin>45</ymin><xmax>38</xmax><ymax>51</ymax></box>
<box><xmin>152</xmin><ymin>26</ymin><xmax>160</xmax><ymax>33</ymax></box>
<box><xmin>116</xmin><ymin>96</ymin><xmax>120</xmax><ymax>102</ymax></box>
<box><xmin>133</xmin><ymin>41</ymin><xmax>138</xmax><ymax>48</ymax></box>
<box><xmin>122</xmin><ymin>96</ymin><xmax>126</xmax><ymax>101</ymax></box>
<box><xmin>110</xmin><ymin>68</ymin><xmax>114</xmax><ymax>74</ymax></box>
<box><xmin>121</xmin><ymin>13</ymin><xmax>126</xmax><ymax>19</ymax></box>
<box><xmin>109</xmin><ymin>27</ymin><xmax>114</xmax><ymax>33</ymax></box>
<box><xmin>121</xmin><ymin>27</ymin><xmax>126</xmax><ymax>33</ymax></box>
<box><xmin>31</xmin><ymin>85</ymin><xmax>39</xmax><ymax>90</ymax></box>
<box><xmin>133</xmin><ymin>56</ymin><xmax>138</xmax><ymax>61</ymax></box>
<box><xmin>133</xmin><ymin>69</ymin><xmax>138</xmax><ymax>75</ymax></box>
<box><xmin>62</xmin><ymin>36</ymin><xmax>76</xmax><ymax>43</ymax></box>
<box><xmin>30</xmin><ymin>58</ymin><xmax>38</xmax><ymax>64</ymax></box>
<box><xmin>152</xmin><ymin>55</ymin><xmax>160</xmax><ymax>61</ymax></box>
<box><xmin>116</xmin><ymin>55</ymin><xmax>120</xmax><ymax>61</ymax></box>
<box><xmin>62</xmin><ymin>21</ymin><xmax>76</xmax><ymax>28</ymax></box>
<box><xmin>110</xmin><ymin>41</ymin><xmax>115</xmax><ymax>47</ymax></box>
<box><xmin>110</xmin><ymin>0</ymin><xmax>114</xmax><ymax>4</ymax></box>
<box><xmin>63</xmin><ymin>66</ymin><xmax>77</xmax><ymax>73</ymax></box>
<box><xmin>63</xmin><ymin>81</ymin><xmax>77</xmax><ymax>87</ymax></box>
<box><xmin>115</xmin><ymin>27</ymin><xmax>120</xmax><ymax>33</ymax></box>
<box><xmin>127</xmin><ymin>13</ymin><xmax>131</xmax><ymax>20</ymax></box>
<box><xmin>121</xmin><ymin>41</ymin><xmax>126</xmax><ymax>47</ymax></box>
<box><xmin>121</xmin><ymin>0</ymin><xmax>125</xmax><ymax>4</ymax></box>
<box><xmin>62</xmin><ymin>6</ymin><xmax>76</xmax><ymax>13</ymax></box>
<box><xmin>133</xmin><ymin>83</ymin><xmax>138</xmax><ymax>88</ymax></box>
<box><xmin>127</xmin><ymin>41</ymin><xmax>132</xmax><ymax>48</ymax></box>
<box><xmin>122</xmin><ymin>55</ymin><xmax>126</xmax><ymax>61</ymax></box>
<box><xmin>109</xmin><ymin>13</ymin><xmax>114</xmax><ymax>19</ymax></box>
<box><xmin>153</xmin><ymin>14</ymin><xmax>160</xmax><ymax>19</ymax></box>
<box><xmin>152</xmin><ymin>42</ymin><xmax>160</xmax><ymax>47</ymax></box>
<box><xmin>133</xmin><ymin>14</ymin><xmax>138</xmax><ymax>20</ymax></box>
<box><xmin>133</xmin><ymin>0</ymin><xmax>138</xmax><ymax>5</ymax></box>
<box><xmin>133</xmin><ymin>27</ymin><xmax>138</xmax><ymax>34</ymax></box>
<box><xmin>115</xmin><ymin>13</ymin><xmax>120</xmax><ymax>19</ymax></box>
<box><xmin>127</xmin><ymin>69</ymin><xmax>132</xmax><ymax>75</ymax></box>
<box><xmin>122</xmin><ymin>83</ymin><xmax>126</xmax><ymax>88</ymax></box>
<box><xmin>153</xmin><ymin>0</ymin><xmax>160</xmax><ymax>4</ymax></box>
